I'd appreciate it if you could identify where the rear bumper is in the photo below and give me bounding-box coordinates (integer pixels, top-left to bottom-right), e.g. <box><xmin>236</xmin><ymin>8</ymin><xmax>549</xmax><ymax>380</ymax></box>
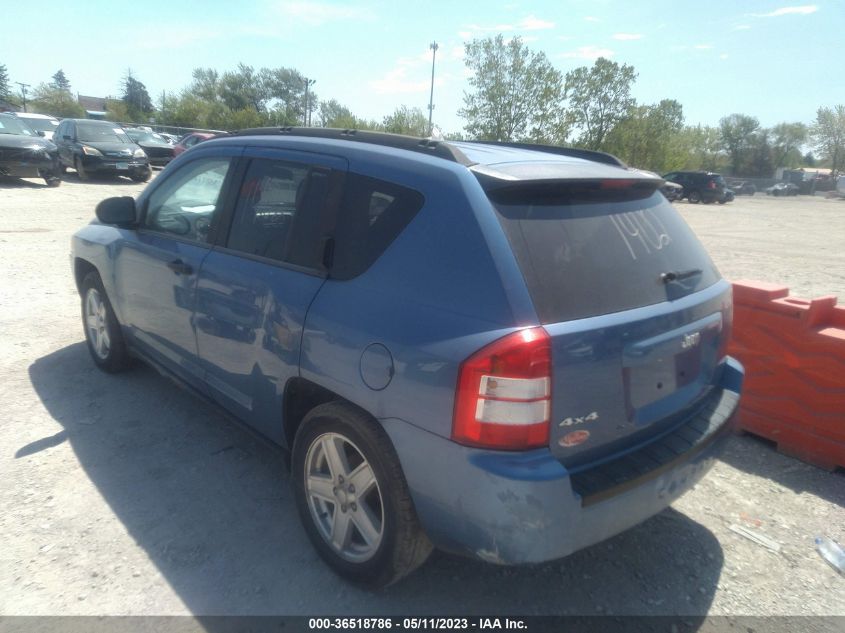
<box><xmin>384</xmin><ymin>357</ymin><xmax>743</xmax><ymax>565</ymax></box>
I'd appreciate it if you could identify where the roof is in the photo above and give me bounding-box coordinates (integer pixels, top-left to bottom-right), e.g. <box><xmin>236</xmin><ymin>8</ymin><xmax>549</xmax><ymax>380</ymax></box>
<box><xmin>77</xmin><ymin>94</ymin><xmax>107</xmax><ymax>112</ymax></box>
<box><xmin>12</xmin><ymin>112</ymin><xmax>57</xmax><ymax>120</ymax></box>
<box><xmin>226</xmin><ymin>127</ymin><xmax>652</xmax><ymax>184</ymax></box>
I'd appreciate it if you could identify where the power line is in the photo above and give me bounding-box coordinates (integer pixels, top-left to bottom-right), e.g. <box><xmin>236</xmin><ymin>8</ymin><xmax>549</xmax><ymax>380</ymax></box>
<box><xmin>15</xmin><ymin>82</ymin><xmax>30</xmax><ymax>113</ymax></box>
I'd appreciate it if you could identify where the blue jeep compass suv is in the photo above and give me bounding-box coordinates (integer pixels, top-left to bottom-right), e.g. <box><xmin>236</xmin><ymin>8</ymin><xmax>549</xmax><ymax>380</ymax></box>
<box><xmin>71</xmin><ymin>128</ymin><xmax>743</xmax><ymax>586</ymax></box>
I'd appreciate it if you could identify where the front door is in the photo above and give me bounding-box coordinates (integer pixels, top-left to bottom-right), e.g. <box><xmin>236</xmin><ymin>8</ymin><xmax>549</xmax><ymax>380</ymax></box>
<box><xmin>113</xmin><ymin>152</ymin><xmax>239</xmax><ymax>387</ymax></box>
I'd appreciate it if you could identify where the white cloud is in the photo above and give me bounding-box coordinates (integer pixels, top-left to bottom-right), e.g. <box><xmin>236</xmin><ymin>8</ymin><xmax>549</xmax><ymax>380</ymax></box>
<box><xmin>694</xmin><ymin>44</ymin><xmax>713</xmax><ymax>49</ymax></box>
<box><xmin>369</xmin><ymin>63</ymin><xmax>442</xmax><ymax>95</ymax></box>
<box><xmin>272</xmin><ymin>1</ymin><xmax>375</xmax><ymax>26</ymax></box>
<box><xmin>518</xmin><ymin>15</ymin><xmax>555</xmax><ymax>30</ymax></box>
<box><xmin>584</xmin><ymin>16</ymin><xmax>600</xmax><ymax>22</ymax></box>
<box><xmin>558</xmin><ymin>35</ymin><xmax>573</xmax><ymax>41</ymax></box>
<box><xmin>560</xmin><ymin>46</ymin><xmax>614</xmax><ymax>60</ymax></box>
<box><xmin>733</xmin><ymin>24</ymin><xmax>752</xmax><ymax>30</ymax></box>
<box><xmin>612</xmin><ymin>33</ymin><xmax>643</xmax><ymax>40</ymax></box>
<box><xmin>458</xmin><ymin>30</ymin><xmax>472</xmax><ymax>39</ymax></box>
<box><xmin>450</xmin><ymin>45</ymin><xmax>464</xmax><ymax>60</ymax></box>
<box><xmin>753</xmin><ymin>5</ymin><xmax>818</xmax><ymax>17</ymax></box>
<box><xmin>720</xmin><ymin>53</ymin><xmax>729</xmax><ymax>59</ymax></box>
<box><xmin>463</xmin><ymin>14</ymin><xmax>554</xmax><ymax>34</ymax></box>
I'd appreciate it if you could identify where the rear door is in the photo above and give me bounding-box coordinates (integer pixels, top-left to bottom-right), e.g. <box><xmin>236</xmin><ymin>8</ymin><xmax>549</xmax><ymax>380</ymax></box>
<box><xmin>487</xmin><ymin>182</ymin><xmax>731</xmax><ymax>468</ymax></box>
<box><xmin>194</xmin><ymin>147</ymin><xmax>346</xmax><ymax>443</ymax></box>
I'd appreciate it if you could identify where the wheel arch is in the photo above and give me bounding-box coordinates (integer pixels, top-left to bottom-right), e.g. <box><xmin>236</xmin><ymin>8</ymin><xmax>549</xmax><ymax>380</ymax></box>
<box><xmin>282</xmin><ymin>377</ymin><xmax>379</xmax><ymax>460</ymax></box>
<box><xmin>73</xmin><ymin>257</ymin><xmax>99</xmax><ymax>295</ymax></box>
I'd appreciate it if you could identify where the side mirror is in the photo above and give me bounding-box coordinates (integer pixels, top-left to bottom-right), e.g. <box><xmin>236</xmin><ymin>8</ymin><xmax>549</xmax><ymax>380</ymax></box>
<box><xmin>95</xmin><ymin>197</ymin><xmax>137</xmax><ymax>226</ymax></box>
<box><xmin>37</xmin><ymin>130</ymin><xmax>46</xmax><ymax>137</ymax></box>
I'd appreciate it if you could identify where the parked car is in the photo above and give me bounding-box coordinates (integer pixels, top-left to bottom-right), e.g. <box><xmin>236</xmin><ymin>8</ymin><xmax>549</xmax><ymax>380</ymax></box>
<box><xmin>53</xmin><ymin>119</ymin><xmax>151</xmax><ymax>182</ymax></box>
<box><xmin>72</xmin><ymin>130</ymin><xmax>743</xmax><ymax>587</ymax></box>
<box><xmin>0</xmin><ymin>113</ymin><xmax>61</xmax><ymax>186</ymax></box>
<box><xmin>172</xmin><ymin>131</ymin><xmax>216</xmax><ymax>156</ymax></box>
<box><xmin>660</xmin><ymin>179</ymin><xmax>683</xmax><ymax>202</ymax></box>
<box><xmin>662</xmin><ymin>171</ymin><xmax>727</xmax><ymax>204</ymax></box>
<box><xmin>765</xmin><ymin>182</ymin><xmax>800</xmax><ymax>196</ymax></box>
<box><xmin>719</xmin><ymin>188</ymin><xmax>735</xmax><ymax>204</ymax></box>
<box><xmin>124</xmin><ymin>128</ymin><xmax>175</xmax><ymax>166</ymax></box>
<box><xmin>729</xmin><ymin>180</ymin><xmax>756</xmax><ymax>196</ymax></box>
<box><xmin>158</xmin><ymin>132</ymin><xmax>180</xmax><ymax>145</ymax></box>
<box><xmin>9</xmin><ymin>112</ymin><xmax>60</xmax><ymax>141</ymax></box>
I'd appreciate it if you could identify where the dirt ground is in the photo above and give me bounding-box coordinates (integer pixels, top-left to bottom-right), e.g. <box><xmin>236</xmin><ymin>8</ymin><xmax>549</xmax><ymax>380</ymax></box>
<box><xmin>0</xmin><ymin>174</ymin><xmax>843</xmax><ymax>617</ymax></box>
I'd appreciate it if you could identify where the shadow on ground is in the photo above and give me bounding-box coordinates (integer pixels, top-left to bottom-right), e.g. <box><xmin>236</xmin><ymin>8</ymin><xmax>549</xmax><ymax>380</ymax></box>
<box><xmin>27</xmin><ymin>342</ymin><xmax>725</xmax><ymax>616</ymax></box>
<box><xmin>719</xmin><ymin>433</ymin><xmax>844</xmax><ymax>508</ymax></box>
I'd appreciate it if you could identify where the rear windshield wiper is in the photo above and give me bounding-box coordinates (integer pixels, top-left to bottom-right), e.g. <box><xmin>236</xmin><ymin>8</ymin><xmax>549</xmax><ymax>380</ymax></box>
<box><xmin>660</xmin><ymin>268</ymin><xmax>702</xmax><ymax>284</ymax></box>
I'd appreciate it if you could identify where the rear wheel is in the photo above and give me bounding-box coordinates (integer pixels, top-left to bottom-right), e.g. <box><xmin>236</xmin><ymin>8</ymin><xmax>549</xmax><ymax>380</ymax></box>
<box><xmin>75</xmin><ymin>157</ymin><xmax>89</xmax><ymax>181</ymax></box>
<box><xmin>80</xmin><ymin>272</ymin><xmax>131</xmax><ymax>372</ymax></box>
<box><xmin>292</xmin><ymin>402</ymin><xmax>432</xmax><ymax>587</ymax></box>
<box><xmin>130</xmin><ymin>167</ymin><xmax>151</xmax><ymax>183</ymax></box>
<box><xmin>688</xmin><ymin>190</ymin><xmax>701</xmax><ymax>204</ymax></box>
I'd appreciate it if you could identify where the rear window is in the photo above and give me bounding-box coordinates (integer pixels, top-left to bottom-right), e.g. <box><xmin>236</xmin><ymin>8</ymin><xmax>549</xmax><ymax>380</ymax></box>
<box><xmin>489</xmin><ymin>185</ymin><xmax>721</xmax><ymax>323</ymax></box>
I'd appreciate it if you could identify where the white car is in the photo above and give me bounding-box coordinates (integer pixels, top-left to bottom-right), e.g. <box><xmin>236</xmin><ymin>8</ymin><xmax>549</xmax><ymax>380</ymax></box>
<box><xmin>10</xmin><ymin>112</ymin><xmax>60</xmax><ymax>141</ymax></box>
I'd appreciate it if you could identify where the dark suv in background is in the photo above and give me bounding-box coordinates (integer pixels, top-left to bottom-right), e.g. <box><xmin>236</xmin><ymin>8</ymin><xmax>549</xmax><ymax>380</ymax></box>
<box><xmin>53</xmin><ymin>119</ymin><xmax>151</xmax><ymax>182</ymax></box>
<box><xmin>663</xmin><ymin>171</ymin><xmax>727</xmax><ymax>204</ymax></box>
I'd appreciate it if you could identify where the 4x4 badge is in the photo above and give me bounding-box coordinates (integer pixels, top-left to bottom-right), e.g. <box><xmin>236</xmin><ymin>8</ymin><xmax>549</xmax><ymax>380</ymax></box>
<box><xmin>559</xmin><ymin>411</ymin><xmax>599</xmax><ymax>427</ymax></box>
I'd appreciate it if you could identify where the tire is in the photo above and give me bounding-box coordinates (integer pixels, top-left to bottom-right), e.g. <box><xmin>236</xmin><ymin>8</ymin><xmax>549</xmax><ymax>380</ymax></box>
<box><xmin>131</xmin><ymin>167</ymin><xmax>151</xmax><ymax>183</ymax></box>
<box><xmin>44</xmin><ymin>173</ymin><xmax>61</xmax><ymax>187</ymax></box>
<box><xmin>80</xmin><ymin>271</ymin><xmax>131</xmax><ymax>373</ymax></box>
<box><xmin>292</xmin><ymin>402</ymin><xmax>433</xmax><ymax>587</ymax></box>
<box><xmin>75</xmin><ymin>157</ymin><xmax>89</xmax><ymax>181</ymax></box>
<box><xmin>718</xmin><ymin>200</ymin><xmax>726</xmax><ymax>204</ymax></box>
<box><xmin>688</xmin><ymin>190</ymin><xmax>702</xmax><ymax>204</ymax></box>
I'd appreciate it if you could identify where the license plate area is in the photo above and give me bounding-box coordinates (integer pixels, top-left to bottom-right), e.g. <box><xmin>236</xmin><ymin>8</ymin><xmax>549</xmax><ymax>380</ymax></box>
<box><xmin>116</xmin><ymin>162</ymin><xmax>129</xmax><ymax>170</ymax></box>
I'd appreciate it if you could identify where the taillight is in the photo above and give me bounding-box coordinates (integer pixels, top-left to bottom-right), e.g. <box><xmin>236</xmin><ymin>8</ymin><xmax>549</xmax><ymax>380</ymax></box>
<box><xmin>452</xmin><ymin>327</ymin><xmax>551</xmax><ymax>450</ymax></box>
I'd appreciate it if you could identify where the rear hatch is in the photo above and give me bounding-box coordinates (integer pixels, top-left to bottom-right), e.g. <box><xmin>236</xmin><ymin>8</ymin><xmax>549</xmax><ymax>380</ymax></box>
<box><xmin>482</xmin><ymin>173</ymin><xmax>730</xmax><ymax>468</ymax></box>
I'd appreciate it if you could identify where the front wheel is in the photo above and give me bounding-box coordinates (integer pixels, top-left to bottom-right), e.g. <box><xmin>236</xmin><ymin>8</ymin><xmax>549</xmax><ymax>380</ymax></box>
<box><xmin>75</xmin><ymin>157</ymin><xmax>89</xmax><ymax>181</ymax></box>
<box><xmin>130</xmin><ymin>167</ymin><xmax>151</xmax><ymax>183</ymax></box>
<box><xmin>292</xmin><ymin>403</ymin><xmax>432</xmax><ymax>587</ymax></box>
<box><xmin>688</xmin><ymin>190</ymin><xmax>702</xmax><ymax>204</ymax></box>
<box><xmin>80</xmin><ymin>272</ymin><xmax>131</xmax><ymax>372</ymax></box>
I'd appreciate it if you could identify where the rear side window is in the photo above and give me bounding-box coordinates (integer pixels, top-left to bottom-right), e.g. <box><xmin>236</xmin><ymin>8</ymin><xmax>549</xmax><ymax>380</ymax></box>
<box><xmin>489</xmin><ymin>186</ymin><xmax>721</xmax><ymax>323</ymax></box>
<box><xmin>330</xmin><ymin>173</ymin><xmax>424</xmax><ymax>280</ymax></box>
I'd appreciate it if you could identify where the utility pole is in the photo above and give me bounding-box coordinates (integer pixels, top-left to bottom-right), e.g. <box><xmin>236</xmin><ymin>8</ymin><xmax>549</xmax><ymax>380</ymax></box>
<box><xmin>427</xmin><ymin>41</ymin><xmax>439</xmax><ymax>136</ymax></box>
<box><xmin>16</xmin><ymin>82</ymin><xmax>30</xmax><ymax>113</ymax></box>
<box><xmin>303</xmin><ymin>78</ymin><xmax>316</xmax><ymax>127</ymax></box>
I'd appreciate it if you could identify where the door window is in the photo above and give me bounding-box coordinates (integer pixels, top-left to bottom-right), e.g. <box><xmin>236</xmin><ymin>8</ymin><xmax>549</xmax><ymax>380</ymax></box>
<box><xmin>225</xmin><ymin>158</ymin><xmax>330</xmax><ymax>266</ymax></box>
<box><xmin>144</xmin><ymin>157</ymin><xmax>232</xmax><ymax>242</ymax></box>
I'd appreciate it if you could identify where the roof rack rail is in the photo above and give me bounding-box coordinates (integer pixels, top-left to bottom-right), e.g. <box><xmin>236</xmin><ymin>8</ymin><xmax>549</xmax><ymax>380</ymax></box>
<box><xmin>460</xmin><ymin>140</ymin><xmax>627</xmax><ymax>168</ymax></box>
<box><xmin>231</xmin><ymin>126</ymin><xmax>474</xmax><ymax>166</ymax></box>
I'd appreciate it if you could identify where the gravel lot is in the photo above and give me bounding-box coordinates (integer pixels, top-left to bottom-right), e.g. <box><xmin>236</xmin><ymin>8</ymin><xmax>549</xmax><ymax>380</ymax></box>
<box><xmin>0</xmin><ymin>174</ymin><xmax>843</xmax><ymax>617</ymax></box>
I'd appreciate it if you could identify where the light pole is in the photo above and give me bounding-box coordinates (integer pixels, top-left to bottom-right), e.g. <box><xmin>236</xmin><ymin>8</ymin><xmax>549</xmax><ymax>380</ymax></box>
<box><xmin>427</xmin><ymin>41</ymin><xmax>439</xmax><ymax>136</ymax></box>
<box><xmin>16</xmin><ymin>82</ymin><xmax>30</xmax><ymax>113</ymax></box>
<box><xmin>303</xmin><ymin>78</ymin><xmax>316</xmax><ymax>127</ymax></box>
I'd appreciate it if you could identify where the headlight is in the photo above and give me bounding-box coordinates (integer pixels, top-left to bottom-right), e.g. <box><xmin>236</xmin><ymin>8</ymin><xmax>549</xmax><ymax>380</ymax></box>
<box><xmin>81</xmin><ymin>146</ymin><xmax>102</xmax><ymax>156</ymax></box>
<box><xmin>133</xmin><ymin>148</ymin><xmax>147</xmax><ymax>158</ymax></box>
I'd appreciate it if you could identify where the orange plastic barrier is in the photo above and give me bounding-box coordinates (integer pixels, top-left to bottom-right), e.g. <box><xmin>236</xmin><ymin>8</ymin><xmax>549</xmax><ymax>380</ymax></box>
<box><xmin>728</xmin><ymin>280</ymin><xmax>845</xmax><ymax>471</ymax></box>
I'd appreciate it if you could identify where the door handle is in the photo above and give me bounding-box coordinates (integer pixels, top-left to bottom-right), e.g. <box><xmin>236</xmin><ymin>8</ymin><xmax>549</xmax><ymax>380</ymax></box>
<box><xmin>166</xmin><ymin>259</ymin><xmax>194</xmax><ymax>275</ymax></box>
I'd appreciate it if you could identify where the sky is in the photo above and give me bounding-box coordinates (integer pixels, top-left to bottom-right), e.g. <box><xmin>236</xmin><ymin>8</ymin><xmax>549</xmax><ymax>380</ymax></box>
<box><xmin>2</xmin><ymin>1</ymin><xmax>842</xmax><ymax>134</ymax></box>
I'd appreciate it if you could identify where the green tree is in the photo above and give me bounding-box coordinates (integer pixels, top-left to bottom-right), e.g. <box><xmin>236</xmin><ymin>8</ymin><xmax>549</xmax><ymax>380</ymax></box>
<box><xmin>0</xmin><ymin>64</ymin><xmax>12</xmax><ymax>100</ymax></box>
<box><xmin>30</xmin><ymin>84</ymin><xmax>85</xmax><ymax>118</ymax></box>
<box><xmin>382</xmin><ymin>105</ymin><xmax>429</xmax><ymax>136</ymax></box>
<box><xmin>51</xmin><ymin>69</ymin><xmax>71</xmax><ymax>91</ymax></box>
<box><xmin>771</xmin><ymin>122</ymin><xmax>808</xmax><ymax>168</ymax></box>
<box><xmin>318</xmin><ymin>99</ymin><xmax>365</xmax><ymax>128</ymax></box>
<box><xmin>671</xmin><ymin>125</ymin><xmax>727</xmax><ymax>172</ymax></box>
<box><xmin>746</xmin><ymin>129</ymin><xmax>774</xmax><ymax>178</ymax></box>
<box><xmin>718</xmin><ymin>113</ymin><xmax>759</xmax><ymax>175</ymax></box>
<box><xmin>604</xmin><ymin>99</ymin><xmax>684</xmax><ymax>171</ymax></box>
<box><xmin>122</xmin><ymin>70</ymin><xmax>154</xmax><ymax>121</ymax></box>
<box><xmin>811</xmin><ymin>105</ymin><xmax>845</xmax><ymax>176</ymax></box>
<box><xmin>218</xmin><ymin>63</ymin><xmax>266</xmax><ymax>112</ymax></box>
<box><xmin>460</xmin><ymin>35</ymin><xmax>568</xmax><ymax>143</ymax></box>
<box><xmin>565</xmin><ymin>57</ymin><xmax>637</xmax><ymax>150</ymax></box>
